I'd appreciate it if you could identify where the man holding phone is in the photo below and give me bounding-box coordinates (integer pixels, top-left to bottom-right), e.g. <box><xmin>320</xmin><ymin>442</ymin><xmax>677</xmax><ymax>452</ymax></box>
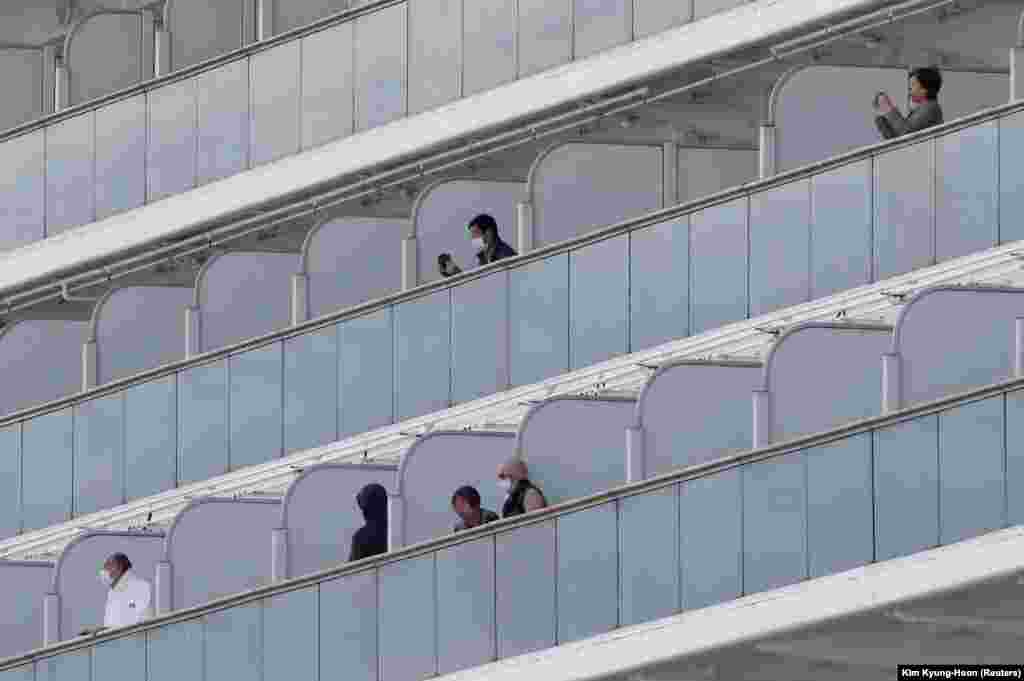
<box><xmin>874</xmin><ymin>67</ymin><xmax>944</xmax><ymax>140</ymax></box>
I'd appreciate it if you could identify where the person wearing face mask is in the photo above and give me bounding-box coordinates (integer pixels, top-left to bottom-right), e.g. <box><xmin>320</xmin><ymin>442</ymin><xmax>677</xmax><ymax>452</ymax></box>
<box><xmin>80</xmin><ymin>553</ymin><xmax>153</xmax><ymax>636</ymax></box>
<box><xmin>349</xmin><ymin>483</ymin><xmax>389</xmax><ymax>562</ymax></box>
<box><xmin>496</xmin><ymin>457</ymin><xmax>547</xmax><ymax>519</ymax></box>
<box><xmin>874</xmin><ymin>67</ymin><xmax>943</xmax><ymax>140</ymax></box>
<box><xmin>437</xmin><ymin>213</ymin><xmax>518</xmax><ymax>278</ymax></box>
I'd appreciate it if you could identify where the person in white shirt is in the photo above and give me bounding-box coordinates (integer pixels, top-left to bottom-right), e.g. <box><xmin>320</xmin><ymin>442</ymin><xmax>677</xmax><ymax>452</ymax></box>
<box><xmin>80</xmin><ymin>553</ymin><xmax>153</xmax><ymax>636</ymax></box>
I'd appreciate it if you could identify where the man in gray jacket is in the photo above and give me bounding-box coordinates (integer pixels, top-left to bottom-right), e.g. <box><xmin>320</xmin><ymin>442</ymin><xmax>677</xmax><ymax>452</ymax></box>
<box><xmin>874</xmin><ymin>67</ymin><xmax>944</xmax><ymax>139</ymax></box>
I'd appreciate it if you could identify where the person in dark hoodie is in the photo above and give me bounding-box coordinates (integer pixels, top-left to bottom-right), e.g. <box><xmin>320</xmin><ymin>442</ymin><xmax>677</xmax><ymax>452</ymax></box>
<box><xmin>438</xmin><ymin>213</ymin><xmax>518</xmax><ymax>278</ymax></box>
<box><xmin>349</xmin><ymin>483</ymin><xmax>389</xmax><ymax>562</ymax></box>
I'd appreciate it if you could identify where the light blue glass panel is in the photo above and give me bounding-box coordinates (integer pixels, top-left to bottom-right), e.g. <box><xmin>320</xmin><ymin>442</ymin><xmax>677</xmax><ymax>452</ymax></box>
<box><xmin>206</xmin><ymin>602</ymin><xmax>263</xmax><ymax>680</ymax></box>
<box><xmin>634</xmin><ymin>0</ymin><xmax>691</xmax><ymax>37</ymax></box>
<box><xmin>380</xmin><ymin>555</ymin><xmax>436</xmax><ymax>680</ymax></box>
<box><xmin>451</xmin><ymin>271</ymin><xmax>509</xmax><ymax>404</ymax></box>
<box><xmin>557</xmin><ymin>503</ymin><xmax>618</xmax><ymax>643</ymax></box>
<box><xmin>464</xmin><ymin>0</ymin><xmax>517</xmax><ymax>93</ymax></box>
<box><xmin>810</xmin><ymin>160</ymin><xmax>872</xmax><ymax>297</ymax></box>
<box><xmin>570</xmin><ymin>235</ymin><xmax>628</xmax><ymax>369</ymax></box>
<box><xmin>265</xmin><ymin>587</ymin><xmax>318</xmax><ymax>681</ymax></box>
<box><xmin>749</xmin><ymin>180</ymin><xmax>810</xmax><ymax>315</ymax></box>
<box><xmin>806</xmin><ymin>433</ymin><xmax>873</xmax><ymax>577</ymax></box>
<box><xmin>354</xmin><ymin>5</ymin><xmax>407</xmax><ymax>131</ymax></box>
<box><xmin>38</xmin><ymin>649</ymin><xmax>90</xmax><ymax>681</ymax></box>
<box><xmin>250</xmin><ymin>41</ymin><xmax>302</xmax><ymax>167</ymax></box>
<box><xmin>147</xmin><ymin>79</ymin><xmax>197</xmax><ymax>201</ymax></box>
<box><xmin>93</xmin><ymin>634</ymin><xmax>145</xmax><ymax>681</ymax></box>
<box><xmin>1008</xmin><ymin>390</ymin><xmax>1024</xmax><ymax>524</ymax></box>
<box><xmin>0</xmin><ymin>666</ymin><xmax>34</xmax><ymax>681</ymax></box>
<box><xmin>74</xmin><ymin>393</ymin><xmax>125</xmax><ymax>516</ymax></box>
<box><xmin>95</xmin><ymin>95</ymin><xmax>146</xmax><ymax>220</ymax></box>
<box><xmin>874</xmin><ymin>141</ymin><xmax>933</xmax><ymax>279</ymax></box>
<box><xmin>46</xmin><ymin>114</ymin><xmax>95</xmax><ymax>235</ymax></box>
<box><xmin>574</xmin><ymin>0</ymin><xmax>631</xmax><ymax>58</ymax></box>
<box><xmin>0</xmin><ymin>131</ymin><xmax>45</xmax><ymax>250</ymax></box>
<box><xmin>935</xmin><ymin>122</ymin><xmax>997</xmax><ymax>262</ymax></box>
<box><xmin>320</xmin><ymin>573</ymin><xmax>377</xmax><ymax>681</ymax></box>
<box><xmin>437</xmin><ymin>537</ymin><xmax>495</xmax><ymax>674</ymax></box>
<box><xmin>124</xmin><ymin>376</ymin><xmax>177</xmax><ymax>502</ymax></box>
<box><xmin>339</xmin><ymin>309</ymin><xmax>394</xmax><ymax>438</ymax></box>
<box><xmin>22</xmin><ymin>409</ymin><xmax>73</xmax><ymax>532</ymax></box>
<box><xmin>620</xmin><ymin>486</ymin><xmax>678</xmax><ymax>625</ymax></box>
<box><xmin>939</xmin><ymin>397</ymin><xmax>1005</xmax><ymax>544</ymax></box>
<box><xmin>0</xmin><ymin>425</ymin><xmax>21</xmax><ymax>539</ymax></box>
<box><xmin>630</xmin><ymin>217</ymin><xmax>689</xmax><ymax>352</ymax></box>
<box><xmin>148</xmin><ymin>619</ymin><xmax>204</xmax><ymax>681</ymax></box>
<box><xmin>230</xmin><ymin>343</ymin><xmax>284</xmax><ymax>469</ymax></box>
<box><xmin>196</xmin><ymin>60</ymin><xmax>250</xmax><ymax>185</ymax></box>
<box><xmin>874</xmin><ymin>415</ymin><xmax>939</xmax><ymax>561</ymax></box>
<box><xmin>510</xmin><ymin>255</ymin><xmax>569</xmax><ymax>386</ymax></box>
<box><xmin>496</xmin><ymin>522</ymin><xmax>556</xmax><ymax>658</ymax></box>
<box><xmin>301</xmin><ymin>22</ymin><xmax>354</xmax><ymax>149</ymax></box>
<box><xmin>743</xmin><ymin>455</ymin><xmax>806</xmax><ymax>593</ymax></box>
<box><xmin>690</xmin><ymin>199</ymin><xmax>747</xmax><ymax>334</ymax></box>
<box><xmin>285</xmin><ymin>327</ymin><xmax>338</xmax><ymax>454</ymax></box>
<box><xmin>999</xmin><ymin>110</ymin><xmax>1024</xmax><ymax>244</ymax></box>
<box><xmin>680</xmin><ymin>469</ymin><xmax>741</xmax><ymax>609</ymax></box>
<box><xmin>517</xmin><ymin>0</ymin><xmax>571</xmax><ymax>77</ymax></box>
<box><xmin>408</xmin><ymin>0</ymin><xmax>461</xmax><ymax>114</ymax></box>
<box><xmin>178</xmin><ymin>360</ymin><xmax>229</xmax><ymax>485</ymax></box>
<box><xmin>394</xmin><ymin>291</ymin><xmax>450</xmax><ymax>421</ymax></box>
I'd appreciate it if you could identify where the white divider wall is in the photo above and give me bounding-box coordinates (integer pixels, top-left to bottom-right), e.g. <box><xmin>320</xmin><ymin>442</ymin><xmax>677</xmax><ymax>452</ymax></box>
<box><xmin>274</xmin><ymin>463</ymin><xmax>397</xmax><ymax>581</ymax></box>
<box><xmin>93</xmin><ymin>286</ymin><xmax>192</xmax><ymax>384</ymax></box>
<box><xmin>756</xmin><ymin>322</ymin><xmax>892</xmax><ymax>446</ymax></box>
<box><xmin>0</xmin><ymin>320</ymin><xmax>88</xmax><ymax>418</ymax></box>
<box><xmin>889</xmin><ymin>286</ymin><xmax>1024</xmax><ymax>411</ymax></box>
<box><xmin>515</xmin><ymin>397</ymin><xmax>635</xmax><ymax>504</ymax></box>
<box><xmin>412</xmin><ymin>179</ymin><xmax>525</xmax><ymax>285</ymax></box>
<box><xmin>772</xmin><ymin>65</ymin><xmax>1009</xmax><ymax>173</ymax></box>
<box><xmin>66</xmin><ymin>12</ymin><xmax>147</xmax><ymax>106</ymax></box>
<box><xmin>394</xmin><ymin>431</ymin><xmax>517</xmax><ymax>549</ymax></box>
<box><xmin>157</xmin><ymin>497</ymin><xmax>280</xmax><ymax>613</ymax></box>
<box><xmin>0</xmin><ymin>560</ymin><xmax>51</xmax><ymax>659</ymax></box>
<box><xmin>46</xmin><ymin>531</ymin><xmax>164</xmax><ymax>644</ymax></box>
<box><xmin>677</xmin><ymin>147</ymin><xmax>758</xmax><ymax>203</ymax></box>
<box><xmin>630</xmin><ymin>361</ymin><xmax>761</xmax><ymax>481</ymax></box>
<box><xmin>0</xmin><ymin>49</ymin><xmax>44</xmax><ymax>132</ymax></box>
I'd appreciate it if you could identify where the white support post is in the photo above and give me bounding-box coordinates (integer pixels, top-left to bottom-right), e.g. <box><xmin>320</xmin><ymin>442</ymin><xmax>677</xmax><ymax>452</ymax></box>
<box><xmin>42</xmin><ymin>45</ymin><xmax>57</xmax><ymax>114</ymax></box>
<box><xmin>271</xmin><ymin>528</ymin><xmax>289</xmax><ymax>582</ymax></box>
<box><xmin>82</xmin><ymin>340</ymin><xmax>97</xmax><ymax>390</ymax></box>
<box><xmin>54</xmin><ymin>55</ymin><xmax>69</xmax><ymax>112</ymax></box>
<box><xmin>291</xmin><ymin>273</ymin><xmax>309</xmax><ymax>325</ymax></box>
<box><xmin>1012</xmin><ymin>48</ymin><xmax>1024</xmax><ymax>103</ymax></box>
<box><xmin>516</xmin><ymin>202</ymin><xmax>533</xmax><ymax>255</ymax></box>
<box><xmin>185</xmin><ymin>305</ymin><xmax>201</xmax><ymax>358</ymax></box>
<box><xmin>626</xmin><ymin>425</ymin><xmax>646</xmax><ymax>483</ymax></box>
<box><xmin>401</xmin><ymin>236</ymin><xmax>418</xmax><ymax>291</ymax></box>
<box><xmin>256</xmin><ymin>0</ymin><xmax>274</xmax><ymax>41</ymax></box>
<box><xmin>387</xmin><ymin>493</ymin><xmax>404</xmax><ymax>552</ymax></box>
<box><xmin>1015</xmin><ymin>318</ymin><xmax>1024</xmax><ymax>378</ymax></box>
<box><xmin>882</xmin><ymin>352</ymin><xmax>902</xmax><ymax>414</ymax></box>
<box><xmin>758</xmin><ymin>124</ymin><xmax>776</xmax><ymax>179</ymax></box>
<box><xmin>752</xmin><ymin>389</ymin><xmax>772</xmax><ymax>449</ymax></box>
<box><xmin>43</xmin><ymin>593</ymin><xmax>60</xmax><ymax>645</ymax></box>
<box><xmin>662</xmin><ymin>143</ymin><xmax>678</xmax><ymax>208</ymax></box>
<box><xmin>154</xmin><ymin>13</ymin><xmax>171</xmax><ymax>77</ymax></box>
<box><xmin>155</xmin><ymin>560</ymin><xmax>173</xmax><ymax>615</ymax></box>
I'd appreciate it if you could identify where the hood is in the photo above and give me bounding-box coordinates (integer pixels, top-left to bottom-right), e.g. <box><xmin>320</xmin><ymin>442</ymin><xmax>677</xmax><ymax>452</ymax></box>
<box><xmin>357</xmin><ymin>483</ymin><xmax>389</xmax><ymax>525</ymax></box>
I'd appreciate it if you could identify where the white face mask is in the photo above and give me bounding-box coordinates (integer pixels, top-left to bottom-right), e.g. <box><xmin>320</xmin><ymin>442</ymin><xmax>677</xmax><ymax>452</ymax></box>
<box><xmin>471</xmin><ymin>237</ymin><xmax>485</xmax><ymax>253</ymax></box>
<box><xmin>98</xmin><ymin>569</ymin><xmax>114</xmax><ymax>588</ymax></box>
<box><xmin>498</xmin><ymin>478</ymin><xmax>513</xmax><ymax>493</ymax></box>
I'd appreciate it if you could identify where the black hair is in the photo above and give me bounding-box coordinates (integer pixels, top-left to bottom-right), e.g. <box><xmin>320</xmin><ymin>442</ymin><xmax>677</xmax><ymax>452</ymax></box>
<box><xmin>451</xmin><ymin>485</ymin><xmax>481</xmax><ymax>509</ymax></box>
<box><xmin>467</xmin><ymin>214</ymin><xmax>498</xmax><ymax>234</ymax></box>
<box><xmin>109</xmin><ymin>553</ymin><xmax>132</xmax><ymax>572</ymax></box>
<box><xmin>909</xmin><ymin>67</ymin><xmax>942</xmax><ymax>100</ymax></box>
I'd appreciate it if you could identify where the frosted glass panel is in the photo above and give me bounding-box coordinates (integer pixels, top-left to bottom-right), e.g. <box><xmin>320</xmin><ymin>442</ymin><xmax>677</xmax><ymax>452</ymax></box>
<box><xmin>95</xmin><ymin>95</ymin><xmax>146</xmax><ymax>220</ymax></box>
<box><xmin>464</xmin><ymin>0</ymin><xmax>517</xmax><ymax>93</ymax></box>
<box><xmin>147</xmin><ymin>80</ymin><xmax>197</xmax><ymax>201</ymax></box>
<box><xmin>690</xmin><ymin>199</ymin><xmax>747</xmax><ymax>333</ymax></box>
<box><xmin>124</xmin><ymin>377</ymin><xmax>177</xmax><ymax>502</ymax></box>
<box><xmin>0</xmin><ymin>131</ymin><xmax>45</xmax><ymax>250</ymax></box>
<box><xmin>630</xmin><ymin>217</ymin><xmax>689</xmax><ymax>351</ymax></box>
<box><xmin>408</xmin><ymin>0</ymin><xmax>462</xmax><ymax>114</ymax></box>
<box><xmin>178</xmin><ymin>360</ymin><xmax>229</xmax><ymax>485</ymax></box>
<box><xmin>229</xmin><ymin>343</ymin><xmax>284</xmax><ymax>469</ymax></box>
<box><xmin>196</xmin><ymin>60</ymin><xmax>250</xmax><ymax>185</ymax></box>
<box><xmin>355</xmin><ymin>5</ymin><xmax>407</xmax><ymax>131</ymax></box>
<box><xmin>46</xmin><ymin>114</ymin><xmax>95</xmax><ymax>235</ymax></box>
<box><xmin>22</xmin><ymin>409</ymin><xmax>73</xmax><ymax>531</ymax></box>
<box><xmin>0</xmin><ymin>425</ymin><xmax>22</xmax><ymax>539</ymax></box>
<box><xmin>250</xmin><ymin>42</ymin><xmax>302</xmax><ymax>166</ymax></box>
<box><xmin>394</xmin><ymin>291</ymin><xmax>451</xmax><ymax>420</ymax></box>
<box><xmin>301</xmin><ymin>22</ymin><xmax>355</xmax><ymax>149</ymax></box>
<box><xmin>510</xmin><ymin>255</ymin><xmax>569</xmax><ymax>386</ymax></box>
<box><xmin>74</xmin><ymin>394</ymin><xmax>125</xmax><ymax>516</ymax></box>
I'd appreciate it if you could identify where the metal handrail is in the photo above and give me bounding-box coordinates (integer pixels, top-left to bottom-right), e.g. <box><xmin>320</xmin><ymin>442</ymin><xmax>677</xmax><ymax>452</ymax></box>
<box><xmin>2</xmin><ymin>358</ymin><xmax>1021</xmax><ymax>671</ymax></box>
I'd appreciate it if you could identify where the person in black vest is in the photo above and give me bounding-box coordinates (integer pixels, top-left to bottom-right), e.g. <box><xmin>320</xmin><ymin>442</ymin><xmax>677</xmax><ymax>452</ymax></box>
<box><xmin>451</xmin><ymin>485</ymin><xmax>500</xmax><ymax>532</ymax></box>
<box><xmin>497</xmin><ymin>458</ymin><xmax>547</xmax><ymax>519</ymax></box>
<box><xmin>349</xmin><ymin>483</ymin><xmax>388</xmax><ymax>561</ymax></box>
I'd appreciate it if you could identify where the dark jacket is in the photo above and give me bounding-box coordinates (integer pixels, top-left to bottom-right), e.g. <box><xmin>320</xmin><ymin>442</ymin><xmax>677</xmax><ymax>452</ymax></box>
<box><xmin>476</xmin><ymin>235</ymin><xmax>517</xmax><ymax>266</ymax></box>
<box><xmin>453</xmin><ymin>508</ymin><xmax>500</xmax><ymax>532</ymax></box>
<box><xmin>349</xmin><ymin>483</ymin><xmax>388</xmax><ymax>562</ymax></box>
<box><xmin>501</xmin><ymin>480</ymin><xmax>546</xmax><ymax>519</ymax></box>
<box><xmin>875</xmin><ymin>100</ymin><xmax>943</xmax><ymax>140</ymax></box>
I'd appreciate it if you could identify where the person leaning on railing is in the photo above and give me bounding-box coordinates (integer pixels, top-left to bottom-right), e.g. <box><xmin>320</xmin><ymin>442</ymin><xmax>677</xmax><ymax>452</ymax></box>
<box><xmin>874</xmin><ymin>67</ymin><xmax>944</xmax><ymax>140</ymax></box>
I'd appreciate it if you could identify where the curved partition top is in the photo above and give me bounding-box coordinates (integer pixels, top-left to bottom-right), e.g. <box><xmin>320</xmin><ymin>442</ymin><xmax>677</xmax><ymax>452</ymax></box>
<box><xmin>163</xmin><ymin>497</ymin><xmax>281</xmax><ymax>610</ymax></box>
<box><xmin>196</xmin><ymin>251</ymin><xmax>300</xmax><ymax>352</ymax></box>
<box><xmin>515</xmin><ymin>396</ymin><xmax>635</xmax><ymax>504</ymax></box>
<box><xmin>761</xmin><ymin>322</ymin><xmax>892</xmax><ymax>444</ymax></box>
<box><xmin>0</xmin><ymin>560</ymin><xmax>51</xmax><ymax>659</ymax></box>
<box><xmin>396</xmin><ymin>431</ymin><xmax>517</xmax><ymax>547</ymax></box>
<box><xmin>412</xmin><ymin>178</ymin><xmax>525</xmax><ymax>285</ymax></box>
<box><xmin>0</xmin><ymin>319</ymin><xmax>88</xmax><ymax>418</ymax></box>
<box><xmin>165</xmin><ymin>0</ymin><xmax>249</xmax><ymax>72</ymax></box>
<box><xmin>528</xmin><ymin>142</ymin><xmax>664</xmax><ymax>248</ymax></box>
<box><xmin>51</xmin><ymin>530</ymin><xmax>165</xmax><ymax>642</ymax></box>
<box><xmin>279</xmin><ymin>462</ymin><xmax>397</xmax><ymax>579</ymax></box>
<box><xmin>676</xmin><ymin>145</ymin><xmax>758</xmax><ymax>204</ymax></box>
<box><xmin>65</xmin><ymin>10</ymin><xmax>145</xmax><ymax>106</ymax></box>
<box><xmin>300</xmin><ymin>216</ymin><xmax>406</xmax><ymax>318</ymax></box>
<box><xmin>635</xmin><ymin>360</ymin><xmax>761</xmax><ymax>478</ymax></box>
<box><xmin>893</xmin><ymin>286</ymin><xmax>1024</xmax><ymax>407</ymax></box>
<box><xmin>92</xmin><ymin>286</ymin><xmax>192</xmax><ymax>385</ymax></box>
<box><xmin>0</xmin><ymin>49</ymin><xmax>44</xmax><ymax>133</ymax></box>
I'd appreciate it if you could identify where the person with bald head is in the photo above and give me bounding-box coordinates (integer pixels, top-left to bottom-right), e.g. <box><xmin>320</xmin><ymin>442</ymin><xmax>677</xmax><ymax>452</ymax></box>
<box><xmin>497</xmin><ymin>458</ymin><xmax>547</xmax><ymax>518</ymax></box>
